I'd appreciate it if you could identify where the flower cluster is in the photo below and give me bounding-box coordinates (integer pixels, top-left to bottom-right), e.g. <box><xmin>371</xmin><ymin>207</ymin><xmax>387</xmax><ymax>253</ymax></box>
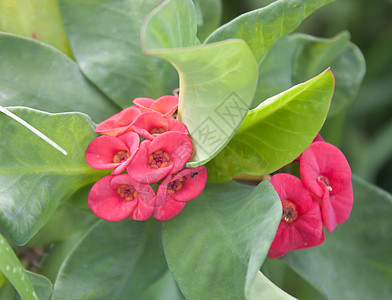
<box><xmin>85</xmin><ymin>95</ymin><xmax>207</xmax><ymax>221</ymax></box>
<box><xmin>268</xmin><ymin>140</ymin><xmax>353</xmax><ymax>259</ymax></box>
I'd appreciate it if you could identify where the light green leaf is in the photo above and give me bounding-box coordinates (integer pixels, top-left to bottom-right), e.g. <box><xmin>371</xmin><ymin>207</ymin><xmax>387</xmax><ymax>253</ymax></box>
<box><xmin>59</xmin><ymin>0</ymin><xmax>178</xmax><ymax>108</ymax></box>
<box><xmin>250</xmin><ymin>271</ymin><xmax>296</xmax><ymax>300</ymax></box>
<box><xmin>0</xmin><ymin>107</ymin><xmax>105</xmax><ymax>245</ymax></box>
<box><xmin>193</xmin><ymin>0</ymin><xmax>222</xmax><ymax>42</ymax></box>
<box><xmin>207</xmin><ymin>69</ymin><xmax>335</xmax><ymax>182</ymax></box>
<box><xmin>142</xmin><ymin>0</ymin><xmax>259</xmax><ymax>166</ymax></box>
<box><xmin>254</xmin><ymin>32</ymin><xmax>366</xmax><ymax>115</ymax></box>
<box><xmin>0</xmin><ymin>0</ymin><xmax>72</xmax><ymax>57</ymax></box>
<box><xmin>24</xmin><ymin>272</ymin><xmax>53</xmax><ymax>300</ymax></box>
<box><xmin>52</xmin><ymin>219</ymin><xmax>166</xmax><ymax>299</ymax></box>
<box><xmin>0</xmin><ymin>33</ymin><xmax>119</xmax><ymax>123</ymax></box>
<box><xmin>205</xmin><ymin>0</ymin><xmax>336</xmax><ymax>64</ymax></box>
<box><xmin>283</xmin><ymin>176</ymin><xmax>392</xmax><ymax>299</ymax></box>
<box><xmin>0</xmin><ymin>234</ymin><xmax>37</xmax><ymax>300</ymax></box>
<box><xmin>162</xmin><ymin>181</ymin><xmax>282</xmax><ymax>299</ymax></box>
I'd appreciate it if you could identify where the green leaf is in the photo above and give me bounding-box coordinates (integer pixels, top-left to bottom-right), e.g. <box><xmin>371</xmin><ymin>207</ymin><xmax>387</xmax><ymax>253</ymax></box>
<box><xmin>205</xmin><ymin>0</ymin><xmax>336</xmax><ymax>64</ymax></box>
<box><xmin>141</xmin><ymin>271</ymin><xmax>185</xmax><ymax>300</ymax></box>
<box><xmin>249</xmin><ymin>271</ymin><xmax>296</xmax><ymax>300</ymax></box>
<box><xmin>26</xmin><ymin>204</ymin><xmax>97</xmax><ymax>248</ymax></box>
<box><xmin>25</xmin><ymin>272</ymin><xmax>53</xmax><ymax>300</ymax></box>
<box><xmin>142</xmin><ymin>0</ymin><xmax>259</xmax><ymax>166</ymax></box>
<box><xmin>59</xmin><ymin>0</ymin><xmax>178</xmax><ymax>108</ymax></box>
<box><xmin>52</xmin><ymin>219</ymin><xmax>166</xmax><ymax>299</ymax></box>
<box><xmin>283</xmin><ymin>176</ymin><xmax>392</xmax><ymax>299</ymax></box>
<box><xmin>0</xmin><ymin>234</ymin><xmax>37</xmax><ymax>300</ymax></box>
<box><xmin>0</xmin><ymin>0</ymin><xmax>72</xmax><ymax>57</ymax></box>
<box><xmin>193</xmin><ymin>0</ymin><xmax>222</xmax><ymax>42</ymax></box>
<box><xmin>0</xmin><ymin>33</ymin><xmax>119</xmax><ymax>123</ymax></box>
<box><xmin>254</xmin><ymin>32</ymin><xmax>366</xmax><ymax>115</ymax></box>
<box><xmin>0</xmin><ymin>107</ymin><xmax>105</xmax><ymax>245</ymax></box>
<box><xmin>162</xmin><ymin>181</ymin><xmax>282</xmax><ymax>299</ymax></box>
<box><xmin>206</xmin><ymin>69</ymin><xmax>335</xmax><ymax>182</ymax></box>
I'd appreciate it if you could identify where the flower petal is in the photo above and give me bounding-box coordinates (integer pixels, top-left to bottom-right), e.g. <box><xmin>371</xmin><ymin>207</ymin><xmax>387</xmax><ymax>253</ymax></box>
<box><xmin>88</xmin><ymin>175</ymin><xmax>138</xmax><ymax>222</ymax></box>
<box><xmin>96</xmin><ymin>106</ymin><xmax>141</xmax><ymax>136</ymax></box>
<box><xmin>170</xmin><ymin>166</ymin><xmax>207</xmax><ymax>202</ymax></box>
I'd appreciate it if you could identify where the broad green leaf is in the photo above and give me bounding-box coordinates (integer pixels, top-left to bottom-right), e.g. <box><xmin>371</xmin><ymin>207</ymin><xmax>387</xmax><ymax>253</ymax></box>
<box><xmin>0</xmin><ymin>233</ymin><xmax>37</xmax><ymax>300</ymax></box>
<box><xmin>142</xmin><ymin>0</ymin><xmax>199</xmax><ymax>49</ymax></box>
<box><xmin>0</xmin><ymin>33</ymin><xmax>119</xmax><ymax>123</ymax></box>
<box><xmin>24</xmin><ymin>272</ymin><xmax>53</xmax><ymax>300</ymax></box>
<box><xmin>254</xmin><ymin>32</ymin><xmax>366</xmax><ymax>115</ymax></box>
<box><xmin>59</xmin><ymin>0</ymin><xmax>178</xmax><ymax>108</ymax></box>
<box><xmin>283</xmin><ymin>176</ymin><xmax>392</xmax><ymax>299</ymax></box>
<box><xmin>207</xmin><ymin>69</ymin><xmax>335</xmax><ymax>182</ymax></box>
<box><xmin>193</xmin><ymin>0</ymin><xmax>222</xmax><ymax>42</ymax></box>
<box><xmin>0</xmin><ymin>0</ymin><xmax>72</xmax><ymax>57</ymax></box>
<box><xmin>163</xmin><ymin>181</ymin><xmax>282</xmax><ymax>299</ymax></box>
<box><xmin>141</xmin><ymin>272</ymin><xmax>185</xmax><ymax>300</ymax></box>
<box><xmin>26</xmin><ymin>204</ymin><xmax>96</xmax><ymax>248</ymax></box>
<box><xmin>250</xmin><ymin>271</ymin><xmax>296</xmax><ymax>300</ymax></box>
<box><xmin>0</xmin><ymin>107</ymin><xmax>105</xmax><ymax>245</ymax></box>
<box><xmin>142</xmin><ymin>0</ymin><xmax>258</xmax><ymax>166</ymax></box>
<box><xmin>52</xmin><ymin>219</ymin><xmax>166</xmax><ymax>299</ymax></box>
<box><xmin>205</xmin><ymin>0</ymin><xmax>336</xmax><ymax>64</ymax></box>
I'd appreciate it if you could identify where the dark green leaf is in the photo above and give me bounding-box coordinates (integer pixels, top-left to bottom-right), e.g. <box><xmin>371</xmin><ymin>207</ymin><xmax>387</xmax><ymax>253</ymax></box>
<box><xmin>163</xmin><ymin>181</ymin><xmax>282</xmax><ymax>299</ymax></box>
<box><xmin>283</xmin><ymin>176</ymin><xmax>392</xmax><ymax>299</ymax></box>
<box><xmin>0</xmin><ymin>107</ymin><xmax>105</xmax><ymax>245</ymax></box>
<box><xmin>52</xmin><ymin>219</ymin><xmax>166</xmax><ymax>299</ymax></box>
<box><xmin>254</xmin><ymin>32</ymin><xmax>365</xmax><ymax>115</ymax></box>
<box><xmin>0</xmin><ymin>33</ymin><xmax>119</xmax><ymax>123</ymax></box>
<box><xmin>207</xmin><ymin>69</ymin><xmax>335</xmax><ymax>182</ymax></box>
<box><xmin>59</xmin><ymin>0</ymin><xmax>178</xmax><ymax>108</ymax></box>
<box><xmin>24</xmin><ymin>272</ymin><xmax>53</xmax><ymax>300</ymax></box>
<box><xmin>205</xmin><ymin>0</ymin><xmax>336</xmax><ymax>64</ymax></box>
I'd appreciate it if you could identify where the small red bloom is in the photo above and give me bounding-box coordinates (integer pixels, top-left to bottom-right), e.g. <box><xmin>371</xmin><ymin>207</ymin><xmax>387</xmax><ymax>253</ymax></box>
<box><xmin>96</xmin><ymin>106</ymin><xmax>141</xmax><ymax>136</ymax></box>
<box><xmin>88</xmin><ymin>174</ymin><xmax>155</xmax><ymax>221</ymax></box>
<box><xmin>300</xmin><ymin>141</ymin><xmax>353</xmax><ymax>233</ymax></box>
<box><xmin>133</xmin><ymin>95</ymin><xmax>178</xmax><ymax>118</ymax></box>
<box><xmin>127</xmin><ymin>132</ymin><xmax>193</xmax><ymax>183</ymax></box>
<box><xmin>132</xmin><ymin>111</ymin><xmax>188</xmax><ymax>140</ymax></box>
<box><xmin>85</xmin><ymin>132</ymin><xmax>139</xmax><ymax>175</ymax></box>
<box><xmin>154</xmin><ymin>166</ymin><xmax>207</xmax><ymax>221</ymax></box>
<box><xmin>268</xmin><ymin>174</ymin><xmax>324</xmax><ymax>259</ymax></box>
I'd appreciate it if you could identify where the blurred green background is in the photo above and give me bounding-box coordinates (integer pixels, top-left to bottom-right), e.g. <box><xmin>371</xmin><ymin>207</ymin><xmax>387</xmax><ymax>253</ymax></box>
<box><xmin>222</xmin><ymin>0</ymin><xmax>392</xmax><ymax>193</ymax></box>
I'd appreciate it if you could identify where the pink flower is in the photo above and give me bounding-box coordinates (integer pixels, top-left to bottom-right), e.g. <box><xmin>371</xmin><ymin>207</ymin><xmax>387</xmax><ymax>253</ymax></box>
<box><xmin>132</xmin><ymin>111</ymin><xmax>188</xmax><ymax>140</ymax></box>
<box><xmin>88</xmin><ymin>174</ymin><xmax>155</xmax><ymax>221</ymax></box>
<box><xmin>300</xmin><ymin>141</ymin><xmax>353</xmax><ymax>233</ymax></box>
<box><xmin>154</xmin><ymin>166</ymin><xmax>207</xmax><ymax>221</ymax></box>
<box><xmin>127</xmin><ymin>132</ymin><xmax>193</xmax><ymax>183</ymax></box>
<box><xmin>294</xmin><ymin>133</ymin><xmax>324</xmax><ymax>162</ymax></box>
<box><xmin>268</xmin><ymin>174</ymin><xmax>324</xmax><ymax>259</ymax></box>
<box><xmin>96</xmin><ymin>106</ymin><xmax>141</xmax><ymax>136</ymax></box>
<box><xmin>85</xmin><ymin>132</ymin><xmax>139</xmax><ymax>175</ymax></box>
<box><xmin>133</xmin><ymin>95</ymin><xmax>178</xmax><ymax>118</ymax></box>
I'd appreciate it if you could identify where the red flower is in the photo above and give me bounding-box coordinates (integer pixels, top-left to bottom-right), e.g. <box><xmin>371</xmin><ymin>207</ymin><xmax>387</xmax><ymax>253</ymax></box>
<box><xmin>85</xmin><ymin>132</ymin><xmax>139</xmax><ymax>175</ymax></box>
<box><xmin>132</xmin><ymin>111</ymin><xmax>188</xmax><ymax>140</ymax></box>
<box><xmin>88</xmin><ymin>174</ymin><xmax>155</xmax><ymax>221</ymax></box>
<box><xmin>127</xmin><ymin>132</ymin><xmax>193</xmax><ymax>183</ymax></box>
<box><xmin>300</xmin><ymin>141</ymin><xmax>353</xmax><ymax>233</ymax></box>
<box><xmin>133</xmin><ymin>95</ymin><xmax>178</xmax><ymax>118</ymax></box>
<box><xmin>268</xmin><ymin>174</ymin><xmax>324</xmax><ymax>259</ymax></box>
<box><xmin>154</xmin><ymin>166</ymin><xmax>207</xmax><ymax>221</ymax></box>
<box><xmin>96</xmin><ymin>106</ymin><xmax>141</xmax><ymax>136</ymax></box>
